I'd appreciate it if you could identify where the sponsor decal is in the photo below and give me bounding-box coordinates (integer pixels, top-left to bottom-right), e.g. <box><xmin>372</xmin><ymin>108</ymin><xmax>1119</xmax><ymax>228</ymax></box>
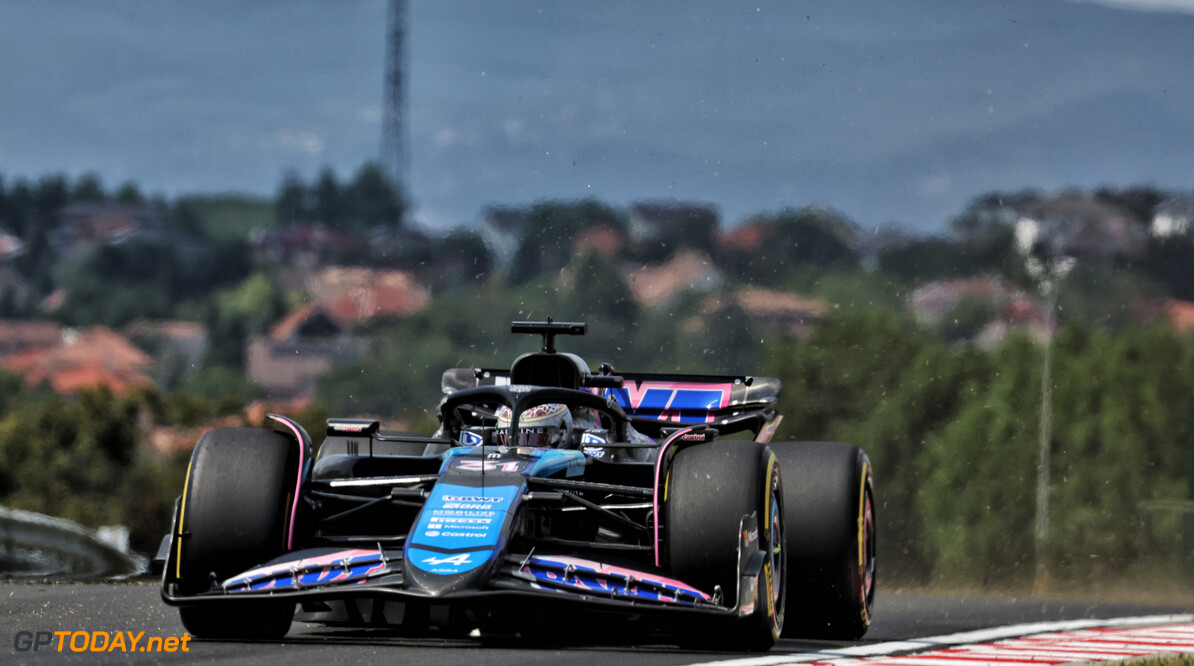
<box><xmin>459</xmin><ymin>430</ymin><xmax>484</xmax><ymax>446</ymax></box>
<box><xmin>442</xmin><ymin>493</ymin><xmax>506</xmax><ymax>503</ymax></box>
<box><xmin>581</xmin><ymin>432</ymin><xmax>606</xmax><ymax>445</ymax></box>
<box><xmin>605</xmin><ymin>383</ymin><xmax>729</xmax><ymax>422</ymax></box>
<box><xmin>453</xmin><ymin>459</ymin><xmax>524</xmax><ymax>473</ymax></box>
<box><xmin>407</xmin><ymin>546</ymin><xmax>492</xmax><ymax>575</ymax></box>
<box><xmin>407</xmin><ymin>483</ymin><xmax>521</xmax><ymax>574</ymax></box>
<box><xmin>421</xmin><ymin>553</ymin><xmax>473</xmax><ymax>567</ymax></box>
<box><xmin>13</xmin><ymin>631</ymin><xmax>191</xmax><ymax>654</ymax></box>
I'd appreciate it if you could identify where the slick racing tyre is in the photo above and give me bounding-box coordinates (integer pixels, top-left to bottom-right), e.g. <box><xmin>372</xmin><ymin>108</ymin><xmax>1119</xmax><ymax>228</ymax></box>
<box><xmin>665</xmin><ymin>441</ymin><xmax>785</xmax><ymax>651</ymax></box>
<box><xmin>772</xmin><ymin>441</ymin><xmax>875</xmax><ymax>639</ymax></box>
<box><xmin>175</xmin><ymin>428</ymin><xmax>298</xmax><ymax>639</ymax></box>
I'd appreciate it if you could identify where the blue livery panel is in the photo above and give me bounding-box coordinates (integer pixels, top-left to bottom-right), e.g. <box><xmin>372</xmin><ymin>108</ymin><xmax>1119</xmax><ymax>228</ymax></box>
<box><xmin>406</xmin><ymin>482</ymin><xmax>521</xmax><ymax>575</ymax></box>
<box><xmin>604</xmin><ymin>384</ymin><xmax>730</xmax><ymax>422</ymax></box>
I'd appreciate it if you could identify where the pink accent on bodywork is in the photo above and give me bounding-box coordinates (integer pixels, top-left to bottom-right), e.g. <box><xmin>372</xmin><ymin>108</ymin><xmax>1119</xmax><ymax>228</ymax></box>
<box><xmin>652</xmin><ymin>427</ymin><xmax>694</xmax><ymax>567</ymax></box>
<box><xmin>268</xmin><ymin>414</ymin><xmax>307</xmax><ymax>550</ymax></box>
<box><xmin>225</xmin><ymin>548</ymin><xmax>385</xmax><ymax>590</ymax></box>
<box><xmin>233</xmin><ymin>548</ymin><xmax>378</xmax><ymax>580</ymax></box>
<box><xmin>528</xmin><ymin>554</ymin><xmax>710</xmax><ymax>600</ymax></box>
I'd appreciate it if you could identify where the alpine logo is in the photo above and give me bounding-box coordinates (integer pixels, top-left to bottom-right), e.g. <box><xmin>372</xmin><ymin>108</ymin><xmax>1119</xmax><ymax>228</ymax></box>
<box><xmin>422</xmin><ymin>553</ymin><xmax>472</xmax><ymax>566</ymax></box>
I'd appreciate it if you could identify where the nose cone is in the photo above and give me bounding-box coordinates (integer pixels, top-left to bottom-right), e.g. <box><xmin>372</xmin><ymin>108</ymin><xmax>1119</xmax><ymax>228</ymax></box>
<box><xmin>403</xmin><ymin>481</ymin><xmax>523</xmax><ymax>596</ymax></box>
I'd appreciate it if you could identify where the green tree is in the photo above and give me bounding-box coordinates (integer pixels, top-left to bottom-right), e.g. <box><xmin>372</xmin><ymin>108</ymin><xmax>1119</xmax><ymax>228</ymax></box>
<box><xmin>759</xmin><ymin>309</ymin><xmax>952</xmax><ymax>578</ymax></box>
<box><xmin>276</xmin><ymin>170</ymin><xmax>310</xmax><ymax>226</ymax></box>
<box><xmin>570</xmin><ymin>250</ymin><xmax>638</xmax><ymax>326</ymax></box>
<box><xmin>878</xmin><ymin>237</ymin><xmax>973</xmax><ymax>284</ymax></box>
<box><xmin>837</xmin><ymin>341</ymin><xmax>992</xmax><ymax>580</ymax></box>
<box><xmin>939</xmin><ymin>294</ymin><xmax>1000</xmax><ymax>343</ymax></box>
<box><xmin>508</xmin><ymin>200</ymin><xmax>623</xmax><ymax>285</ymax></box>
<box><xmin>917</xmin><ymin>334</ymin><xmax>1041</xmax><ymax>586</ymax></box>
<box><xmin>427</xmin><ymin>229</ymin><xmax>493</xmax><ymax>285</ymax></box>
<box><xmin>760</xmin><ymin>309</ymin><xmax>925</xmax><ymax>440</ymax></box>
<box><xmin>114</xmin><ymin>182</ymin><xmax>144</xmax><ymax>205</ymax></box>
<box><xmin>346</xmin><ymin>162</ymin><xmax>404</xmax><ymax>232</ymax></box>
<box><xmin>638</xmin><ymin>204</ymin><xmax>719</xmax><ymax>263</ymax></box>
<box><xmin>313</xmin><ymin>167</ymin><xmax>343</xmax><ymax>229</ymax></box>
<box><xmin>58</xmin><ymin>242</ymin><xmax>180</xmax><ymax>326</ymax></box>
<box><xmin>71</xmin><ymin>173</ymin><xmax>107</xmax><ymax>202</ymax></box>
<box><xmin>215</xmin><ymin>272</ymin><xmax>288</xmax><ymax>337</ymax></box>
<box><xmin>0</xmin><ymin>389</ymin><xmax>138</xmax><ymax>527</ymax></box>
<box><xmin>1048</xmin><ymin>325</ymin><xmax>1190</xmax><ymax>580</ymax></box>
<box><xmin>719</xmin><ymin>206</ymin><xmax>859</xmax><ymax>285</ymax></box>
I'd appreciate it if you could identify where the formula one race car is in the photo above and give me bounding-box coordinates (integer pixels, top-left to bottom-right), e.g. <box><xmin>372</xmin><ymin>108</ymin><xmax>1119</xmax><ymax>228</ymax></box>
<box><xmin>157</xmin><ymin>321</ymin><xmax>875</xmax><ymax>651</ymax></box>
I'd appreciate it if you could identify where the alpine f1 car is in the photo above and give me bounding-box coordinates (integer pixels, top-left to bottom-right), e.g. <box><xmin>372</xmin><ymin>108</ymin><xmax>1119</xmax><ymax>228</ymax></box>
<box><xmin>157</xmin><ymin>320</ymin><xmax>875</xmax><ymax>651</ymax></box>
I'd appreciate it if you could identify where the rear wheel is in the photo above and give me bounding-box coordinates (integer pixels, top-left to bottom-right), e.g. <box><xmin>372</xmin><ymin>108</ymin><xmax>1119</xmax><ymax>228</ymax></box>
<box><xmin>665</xmin><ymin>441</ymin><xmax>784</xmax><ymax>651</ymax></box>
<box><xmin>175</xmin><ymin>428</ymin><xmax>298</xmax><ymax>639</ymax></box>
<box><xmin>772</xmin><ymin>441</ymin><xmax>875</xmax><ymax>639</ymax></box>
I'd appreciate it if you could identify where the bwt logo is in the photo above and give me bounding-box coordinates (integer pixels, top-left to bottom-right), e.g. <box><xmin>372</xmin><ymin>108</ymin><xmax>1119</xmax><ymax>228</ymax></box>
<box><xmin>13</xmin><ymin>630</ymin><xmax>191</xmax><ymax>653</ymax></box>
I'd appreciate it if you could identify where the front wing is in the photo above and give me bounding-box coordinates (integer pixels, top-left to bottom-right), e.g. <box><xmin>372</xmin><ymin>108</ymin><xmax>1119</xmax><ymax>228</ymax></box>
<box><xmin>161</xmin><ymin>514</ymin><xmax>767</xmax><ymax>626</ymax></box>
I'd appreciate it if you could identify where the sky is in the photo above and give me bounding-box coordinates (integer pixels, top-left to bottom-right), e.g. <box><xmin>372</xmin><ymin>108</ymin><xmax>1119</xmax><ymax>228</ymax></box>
<box><xmin>1</xmin><ymin>0</ymin><xmax>1193</xmax><ymax>234</ymax></box>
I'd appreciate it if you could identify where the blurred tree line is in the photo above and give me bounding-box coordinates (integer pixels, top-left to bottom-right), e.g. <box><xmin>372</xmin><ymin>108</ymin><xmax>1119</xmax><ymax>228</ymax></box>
<box><xmin>762</xmin><ymin>311</ymin><xmax>1194</xmax><ymax>588</ymax></box>
<box><xmin>0</xmin><ymin>373</ymin><xmax>331</xmax><ymax>556</ymax></box>
<box><xmin>2</xmin><ymin>305</ymin><xmax>1190</xmax><ymax>589</ymax></box>
<box><xmin>5</xmin><ymin>164</ymin><xmax>1194</xmax><ymax>592</ymax></box>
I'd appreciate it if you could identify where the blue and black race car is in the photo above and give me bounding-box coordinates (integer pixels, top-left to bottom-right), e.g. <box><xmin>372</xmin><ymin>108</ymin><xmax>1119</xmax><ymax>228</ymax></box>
<box><xmin>156</xmin><ymin>320</ymin><xmax>875</xmax><ymax>651</ymax></box>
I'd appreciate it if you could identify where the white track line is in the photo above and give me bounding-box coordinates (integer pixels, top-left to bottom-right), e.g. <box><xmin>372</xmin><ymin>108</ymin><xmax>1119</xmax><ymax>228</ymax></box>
<box><xmin>688</xmin><ymin>614</ymin><xmax>1194</xmax><ymax>666</ymax></box>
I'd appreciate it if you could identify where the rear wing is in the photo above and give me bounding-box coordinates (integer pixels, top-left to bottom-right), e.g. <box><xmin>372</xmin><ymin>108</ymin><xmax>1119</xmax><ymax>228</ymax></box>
<box><xmin>441</xmin><ymin>368</ymin><xmax>782</xmax><ymax>441</ymax></box>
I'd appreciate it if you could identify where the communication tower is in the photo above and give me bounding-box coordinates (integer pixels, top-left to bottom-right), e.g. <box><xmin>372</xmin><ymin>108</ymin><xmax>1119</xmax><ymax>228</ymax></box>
<box><xmin>381</xmin><ymin>0</ymin><xmax>408</xmax><ymax>194</ymax></box>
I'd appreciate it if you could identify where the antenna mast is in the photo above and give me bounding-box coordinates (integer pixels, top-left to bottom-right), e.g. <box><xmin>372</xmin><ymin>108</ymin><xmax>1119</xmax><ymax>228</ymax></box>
<box><xmin>381</xmin><ymin>0</ymin><xmax>408</xmax><ymax>194</ymax></box>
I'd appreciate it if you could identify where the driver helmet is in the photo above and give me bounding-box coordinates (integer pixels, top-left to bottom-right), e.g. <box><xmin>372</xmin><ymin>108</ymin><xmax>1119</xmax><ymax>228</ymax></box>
<box><xmin>495</xmin><ymin>403</ymin><xmax>573</xmax><ymax>448</ymax></box>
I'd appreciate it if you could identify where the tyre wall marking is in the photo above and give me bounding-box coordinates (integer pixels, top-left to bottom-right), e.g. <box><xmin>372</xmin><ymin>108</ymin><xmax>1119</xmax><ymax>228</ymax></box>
<box><xmin>857</xmin><ymin>461</ymin><xmax>869</xmax><ymax>569</ymax></box>
<box><xmin>763</xmin><ymin>450</ymin><xmax>781</xmax><ymax>638</ymax></box>
<box><xmin>690</xmin><ymin>615</ymin><xmax>1194</xmax><ymax>666</ymax></box>
<box><xmin>174</xmin><ymin>456</ymin><xmax>194</xmax><ymax>580</ymax></box>
<box><xmin>857</xmin><ymin>460</ymin><xmax>874</xmax><ymax>628</ymax></box>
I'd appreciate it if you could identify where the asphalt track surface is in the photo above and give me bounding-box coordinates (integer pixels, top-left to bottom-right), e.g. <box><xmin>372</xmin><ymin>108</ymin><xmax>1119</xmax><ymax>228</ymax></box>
<box><xmin>1</xmin><ymin>579</ymin><xmax>1191</xmax><ymax>665</ymax></box>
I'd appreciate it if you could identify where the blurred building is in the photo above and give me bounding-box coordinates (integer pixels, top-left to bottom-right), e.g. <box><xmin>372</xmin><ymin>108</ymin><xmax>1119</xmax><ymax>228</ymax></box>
<box><xmin>251</xmin><ymin>223</ymin><xmax>363</xmax><ymax>266</ymax></box>
<box><xmin>50</xmin><ymin>203</ymin><xmax>170</xmax><ymax>257</ymax></box>
<box><xmin>481</xmin><ymin>206</ymin><xmax>527</xmax><ymax>270</ymax></box>
<box><xmin>246</xmin><ymin>304</ymin><xmax>369</xmax><ymax>401</ymax></box>
<box><xmin>625</xmin><ymin>250</ymin><xmax>723</xmax><ymax>309</ymax></box>
<box><xmin>305</xmin><ymin>266</ymin><xmax>429</xmax><ymax>324</ymax></box>
<box><xmin>1</xmin><ymin>325</ymin><xmax>153</xmax><ymax>394</ymax></box>
<box><xmin>1017</xmin><ymin>192</ymin><xmax>1147</xmax><ymax>260</ymax></box>
<box><xmin>1151</xmin><ymin>195</ymin><xmax>1194</xmax><ymax>238</ymax></box>
<box><xmin>628</xmin><ymin>201</ymin><xmax>718</xmax><ymax>244</ymax></box>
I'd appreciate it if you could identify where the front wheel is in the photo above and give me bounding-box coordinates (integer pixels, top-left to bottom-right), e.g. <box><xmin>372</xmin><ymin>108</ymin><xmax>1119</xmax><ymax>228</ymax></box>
<box><xmin>664</xmin><ymin>441</ymin><xmax>785</xmax><ymax>651</ymax></box>
<box><xmin>174</xmin><ymin>428</ymin><xmax>298</xmax><ymax>639</ymax></box>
